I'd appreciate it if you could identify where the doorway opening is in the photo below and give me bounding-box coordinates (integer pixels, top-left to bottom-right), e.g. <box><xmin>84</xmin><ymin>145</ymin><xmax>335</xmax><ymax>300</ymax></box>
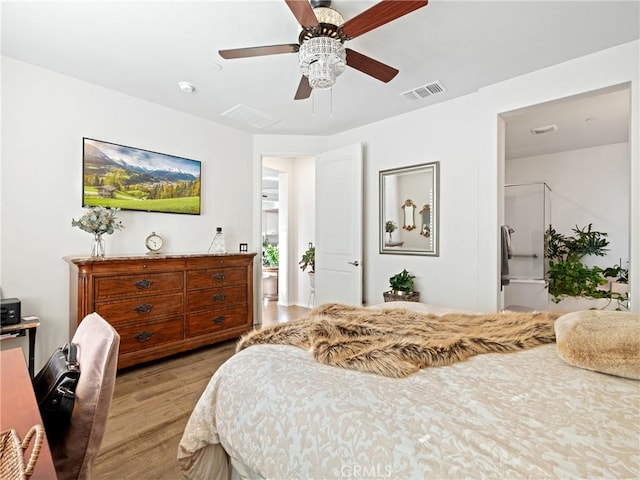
<box><xmin>500</xmin><ymin>83</ymin><xmax>631</xmax><ymax>311</ymax></box>
<box><xmin>261</xmin><ymin>155</ymin><xmax>316</xmax><ymax>325</ymax></box>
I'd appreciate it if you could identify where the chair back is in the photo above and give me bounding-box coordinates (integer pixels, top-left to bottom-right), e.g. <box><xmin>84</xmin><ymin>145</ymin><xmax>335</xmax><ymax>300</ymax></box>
<box><xmin>50</xmin><ymin>313</ymin><xmax>120</xmax><ymax>480</ymax></box>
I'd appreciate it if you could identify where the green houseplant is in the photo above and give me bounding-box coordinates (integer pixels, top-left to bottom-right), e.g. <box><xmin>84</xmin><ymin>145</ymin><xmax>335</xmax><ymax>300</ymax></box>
<box><xmin>602</xmin><ymin>261</ymin><xmax>628</xmax><ymax>284</ymax></box>
<box><xmin>299</xmin><ymin>245</ymin><xmax>315</xmax><ymax>273</ymax></box>
<box><xmin>544</xmin><ymin>224</ymin><xmax>626</xmax><ymax>308</ymax></box>
<box><xmin>262</xmin><ymin>239</ymin><xmax>279</xmax><ymax>267</ymax></box>
<box><xmin>389</xmin><ymin>269</ymin><xmax>415</xmax><ymax>292</ymax></box>
<box><xmin>384</xmin><ymin>269</ymin><xmax>419</xmax><ymax>302</ymax></box>
<box><xmin>603</xmin><ymin>260</ymin><xmax>629</xmax><ymax>301</ymax></box>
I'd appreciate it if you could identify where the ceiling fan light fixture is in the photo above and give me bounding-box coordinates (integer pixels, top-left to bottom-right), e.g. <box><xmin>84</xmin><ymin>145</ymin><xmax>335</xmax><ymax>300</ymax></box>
<box><xmin>312</xmin><ymin>7</ymin><xmax>344</xmax><ymax>27</ymax></box>
<box><xmin>299</xmin><ymin>36</ymin><xmax>346</xmax><ymax>90</ymax></box>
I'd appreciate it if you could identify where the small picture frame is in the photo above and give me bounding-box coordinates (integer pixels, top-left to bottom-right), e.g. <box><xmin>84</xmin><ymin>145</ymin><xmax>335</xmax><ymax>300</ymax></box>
<box><xmin>239</xmin><ymin>243</ymin><xmax>248</xmax><ymax>253</ymax></box>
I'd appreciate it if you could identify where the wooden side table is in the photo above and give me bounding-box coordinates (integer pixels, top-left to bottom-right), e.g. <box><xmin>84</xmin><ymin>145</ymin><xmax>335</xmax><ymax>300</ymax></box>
<box><xmin>0</xmin><ymin>316</ymin><xmax>40</xmax><ymax>377</ymax></box>
<box><xmin>0</xmin><ymin>348</ymin><xmax>57</xmax><ymax>479</ymax></box>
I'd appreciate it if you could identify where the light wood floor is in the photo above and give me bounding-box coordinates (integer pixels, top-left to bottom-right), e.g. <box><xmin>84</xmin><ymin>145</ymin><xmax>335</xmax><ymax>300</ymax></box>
<box><xmin>93</xmin><ymin>301</ymin><xmax>309</xmax><ymax>479</ymax></box>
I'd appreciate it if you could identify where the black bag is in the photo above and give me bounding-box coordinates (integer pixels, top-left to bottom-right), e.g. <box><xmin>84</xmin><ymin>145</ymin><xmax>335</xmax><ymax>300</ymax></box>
<box><xmin>33</xmin><ymin>343</ymin><xmax>80</xmax><ymax>434</ymax></box>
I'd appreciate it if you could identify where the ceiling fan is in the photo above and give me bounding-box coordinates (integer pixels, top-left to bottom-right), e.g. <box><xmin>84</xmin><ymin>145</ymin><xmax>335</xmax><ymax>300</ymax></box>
<box><xmin>219</xmin><ymin>0</ymin><xmax>429</xmax><ymax>100</ymax></box>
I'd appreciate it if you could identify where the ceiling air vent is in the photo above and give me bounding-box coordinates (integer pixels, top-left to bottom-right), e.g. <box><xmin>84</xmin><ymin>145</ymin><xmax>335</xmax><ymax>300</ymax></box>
<box><xmin>221</xmin><ymin>104</ymin><xmax>280</xmax><ymax>129</ymax></box>
<box><xmin>400</xmin><ymin>81</ymin><xmax>446</xmax><ymax>103</ymax></box>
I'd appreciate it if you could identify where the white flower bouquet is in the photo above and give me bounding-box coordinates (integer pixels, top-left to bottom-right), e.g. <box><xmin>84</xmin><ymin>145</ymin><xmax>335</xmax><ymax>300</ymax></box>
<box><xmin>72</xmin><ymin>207</ymin><xmax>124</xmax><ymax>235</ymax></box>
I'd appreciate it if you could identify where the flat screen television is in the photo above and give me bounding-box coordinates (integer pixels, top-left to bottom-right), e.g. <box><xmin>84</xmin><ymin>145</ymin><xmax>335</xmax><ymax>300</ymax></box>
<box><xmin>82</xmin><ymin>138</ymin><xmax>201</xmax><ymax>215</ymax></box>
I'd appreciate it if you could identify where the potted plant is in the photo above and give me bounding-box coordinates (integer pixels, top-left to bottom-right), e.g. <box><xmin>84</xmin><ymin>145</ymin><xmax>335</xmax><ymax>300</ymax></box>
<box><xmin>299</xmin><ymin>244</ymin><xmax>315</xmax><ymax>291</ymax></box>
<box><xmin>384</xmin><ymin>269</ymin><xmax>419</xmax><ymax>302</ymax></box>
<box><xmin>299</xmin><ymin>245</ymin><xmax>315</xmax><ymax>273</ymax></box>
<box><xmin>545</xmin><ymin>224</ymin><xmax>627</xmax><ymax>309</ymax></box>
<box><xmin>603</xmin><ymin>260</ymin><xmax>629</xmax><ymax>297</ymax></box>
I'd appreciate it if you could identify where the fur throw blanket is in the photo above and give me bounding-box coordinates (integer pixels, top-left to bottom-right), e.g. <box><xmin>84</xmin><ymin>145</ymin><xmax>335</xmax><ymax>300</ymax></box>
<box><xmin>238</xmin><ymin>303</ymin><xmax>561</xmax><ymax>378</ymax></box>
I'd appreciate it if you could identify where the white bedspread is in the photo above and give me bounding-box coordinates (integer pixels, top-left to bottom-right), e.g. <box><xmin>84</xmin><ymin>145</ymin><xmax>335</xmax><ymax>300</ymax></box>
<box><xmin>178</xmin><ymin>306</ymin><xmax>640</xmax><ymax>479</ymax></box>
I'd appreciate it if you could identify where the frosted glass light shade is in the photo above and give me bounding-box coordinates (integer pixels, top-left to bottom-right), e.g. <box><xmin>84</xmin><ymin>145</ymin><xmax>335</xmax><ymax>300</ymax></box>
<box><xmin>298</xmin><ymin>36</ymin><xmax>346</xmax><ymax>90</ymax></box>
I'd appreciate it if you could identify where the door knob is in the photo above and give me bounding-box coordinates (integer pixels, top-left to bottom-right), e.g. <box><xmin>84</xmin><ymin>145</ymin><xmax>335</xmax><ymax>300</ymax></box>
<box><xmin>348</xmin><ymin>260</ymin><xmax>360</xmax><ymax>267</ymax></box>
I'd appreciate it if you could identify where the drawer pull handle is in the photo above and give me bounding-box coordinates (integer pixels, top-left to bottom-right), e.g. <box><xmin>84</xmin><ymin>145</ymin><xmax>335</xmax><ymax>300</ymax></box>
<box><xmin>134</xmin><ymin>303</ymin><xmax>153</xmax><ymax>314</ymax></box>
<box><xmin>134</xmin><ymin>331</ymin><xmax>153</xmax><ymax>342</ymax></box>
<box><xmin>212</xmin><ymin>293</ymin><xmax>225</xmax><ymax>302</ymax></box>
<box><xmin>134</xmin><ymin>279</ymin><xmax>153</xmax><ymax>289</ymax></box>
<box><xmin>213</xmin><ymin>316</ymin><xmax>225</xmax><ymax>325</ymax></box>
<box><xmin>212</xmin><ymin>273</ymin><xmax>225</xmax><ymax>281</ymax></box>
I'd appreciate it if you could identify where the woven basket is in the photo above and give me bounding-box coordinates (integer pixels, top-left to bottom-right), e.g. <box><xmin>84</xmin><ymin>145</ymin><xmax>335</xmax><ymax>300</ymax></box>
<box><xmin>0</xmin><ymin>424</ymin><xmax>44</xmax><ymax>479</ymax></box>
<box><xmin>383</xmin><ymin>291</ymin><xmax>420</xmax><ymax>303</ymax></box>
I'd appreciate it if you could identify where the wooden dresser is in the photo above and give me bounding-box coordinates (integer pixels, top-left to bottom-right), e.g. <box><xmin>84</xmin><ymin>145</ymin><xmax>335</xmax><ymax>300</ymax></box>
<box><xmin>66</xmin><ymin>253</ymin><xmax>256</xmax><ymax>368</ymax></box>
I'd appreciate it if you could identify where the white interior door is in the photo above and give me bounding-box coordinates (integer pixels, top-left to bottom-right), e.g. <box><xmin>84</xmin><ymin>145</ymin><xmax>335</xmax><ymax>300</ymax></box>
<box><xmin>315</xmin><ymin>143</ymin><xmax>363</xmax><ymax>305</ymax></box>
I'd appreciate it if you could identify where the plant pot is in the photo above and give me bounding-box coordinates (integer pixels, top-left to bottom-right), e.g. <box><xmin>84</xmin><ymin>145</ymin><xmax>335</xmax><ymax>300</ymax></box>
<box><xmin>611</xmin><ymin>282</ymin><xmax>629</xmax><ymax>295</ymax></box>
<box><xmin>383</xmin><ymin>290</ymin><xmax>420</xmax><ymax>303</ymax></box>
<box><xmin>547</xmin><ymin>296</ymin><xmax>615</xmax><ymax>312</ymax></box>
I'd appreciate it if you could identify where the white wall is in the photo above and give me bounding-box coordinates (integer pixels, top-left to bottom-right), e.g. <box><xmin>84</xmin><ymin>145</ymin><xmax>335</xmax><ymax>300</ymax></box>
<box><xmin>326</xmin><ymin>40</ymin><xmax>639</xmax><ymax>312</ymax></box>
<box><xmin>1</xmin><ymin>57</ymin><xmax>254</xmax><ymax>368</ymax></box>
<box><xmin>330</xmin><ymin>96</ymin><xmax>483</xmax><ymax>309</ymax></box>
<box><xmin>506</xmin><ymin>142</ymin><xmax>630</xmax><ymax>268</ymax></box>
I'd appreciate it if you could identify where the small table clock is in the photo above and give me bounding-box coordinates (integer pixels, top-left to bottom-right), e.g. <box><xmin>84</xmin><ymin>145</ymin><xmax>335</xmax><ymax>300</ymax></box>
<box><xmin>145</xmin><ymin>232</ymin><xmax>164</xmax><ymax>254</ymax></box>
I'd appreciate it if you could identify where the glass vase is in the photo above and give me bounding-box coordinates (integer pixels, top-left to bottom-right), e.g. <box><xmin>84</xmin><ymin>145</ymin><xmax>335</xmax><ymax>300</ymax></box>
<box><xmin>91</xmin><ymin>233</ymin><xmax>105</xmax><ymax>258</ymax></box>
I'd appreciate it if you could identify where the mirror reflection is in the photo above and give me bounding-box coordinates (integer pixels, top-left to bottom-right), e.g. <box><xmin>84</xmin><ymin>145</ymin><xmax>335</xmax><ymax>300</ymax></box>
<box><xmin>420</xmin><ymin>204</ymin><xmax>431</xmax><ymax>237</ymax></box>
<box><xmin>380</xmin><ymin>162</ymin><xmax>439</xmax><ymax>256</ymax></box>
<box><xmin>402</xmin><ymin>199</ymin><xmax>416</xmax><ymax>231</ymax></box>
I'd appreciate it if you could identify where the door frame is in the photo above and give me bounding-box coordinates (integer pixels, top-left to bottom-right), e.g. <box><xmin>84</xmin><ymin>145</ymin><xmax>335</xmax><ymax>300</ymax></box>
<box><xmin>254</xmin><ymin>151</ymin><xmax>319</xmax><ymax>324</ymax></box>
<box><xmin>498</xmin><ymin>84</ymin><xmax>634</xmax><ymax>311</ymax></box>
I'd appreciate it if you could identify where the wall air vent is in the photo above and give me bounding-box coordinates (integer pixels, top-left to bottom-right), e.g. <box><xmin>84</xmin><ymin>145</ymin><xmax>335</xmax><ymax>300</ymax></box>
<box><xmin>221</xmin><ymin>104</ymin><xmax>280</xmax><ymax>129</ymax></box>
<box><xmin>531</xmin><ymin>124</ymin><xmax>558</xmax><ymax>135</ymax></box>
<box><xmin>400</xmin><ymin>81</ymin><xmax>446</xmax><ymax>103</ymax></box>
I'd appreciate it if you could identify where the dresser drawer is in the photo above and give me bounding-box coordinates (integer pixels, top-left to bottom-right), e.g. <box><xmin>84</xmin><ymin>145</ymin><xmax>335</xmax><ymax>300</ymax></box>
<box><xmin>96</xmin><ymin>292</ymin><xmax>183</xmax><ymax>323</ymax></box>
<box><xmin>187</xmin><ymin>255</ymin><xmax>252</xmax><ymax>269</ymax></box>
<box><xmin>186</xmin><ymin>305</ymin><xmax>248</xmax><ymax>337</ymax></box>
<box><xmin>89</xmin><ymin>258</ymin><xmax>186</xmax><ymax>274</ymax></box>
<box><xmin>187</xmin><ymin>267</ymin><xmax>246</xmax><ymax>290</ymax></box>
<box><xmin>116</xmin><ymin>315</ymin><xmax>183</xmax><ymax>354</ymax></box>
<box><xmin>187</xmin><ymin>285</ymin><xmax>246</xmax><ymax>312</ymax></box>
<box><xmin>95</xmin><ymin>272</ymin><xmax>184</xmax><ymax>300</ymax></box>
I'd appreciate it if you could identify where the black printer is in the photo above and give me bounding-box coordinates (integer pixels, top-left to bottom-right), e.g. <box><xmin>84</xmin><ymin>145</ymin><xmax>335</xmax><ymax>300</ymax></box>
<box><xmin>1</xmin><ymin>298</ymin><xmax>21</xmax><ymax>326</ymax></box>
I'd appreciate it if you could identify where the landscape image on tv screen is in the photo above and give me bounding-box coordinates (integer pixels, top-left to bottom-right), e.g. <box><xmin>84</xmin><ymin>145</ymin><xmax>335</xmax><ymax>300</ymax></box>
<box><xmin>83</xmin><ymin>138</ymin><xmax>201</xmax><ymax>215</ymax></box>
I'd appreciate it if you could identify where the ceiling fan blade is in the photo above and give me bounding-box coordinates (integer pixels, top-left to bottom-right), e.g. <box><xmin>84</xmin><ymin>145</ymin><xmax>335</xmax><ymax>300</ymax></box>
<box><xmin>285</xmin><ymin>0</ymin><xmax>319</xmax><ymax>28</ymax></box>
<box><xmin>341</xmin><ymin>0</ymin><xmax>429</xmax><ymax>39</ymax></box>
<box><xmin>346</xmin><ymin>49</ymin><xmax>398</xmax><ymax>83</ymax></box>
<box><xmin>219</xmin><ymin>44</ymin><xmax>299</xmax><ymax>59</ymax></box>
<box><xmin>294</xmin><ymin>76</ymin><xmax>312</xmax><ymax>100</ymax></box>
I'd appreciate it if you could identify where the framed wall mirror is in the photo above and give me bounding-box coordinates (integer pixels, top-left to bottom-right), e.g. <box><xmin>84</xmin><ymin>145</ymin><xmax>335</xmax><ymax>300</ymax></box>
<box><xmin>379</xmin><ymin>161</ymin><xmax>439</xmax><ymax>256</ymax></box>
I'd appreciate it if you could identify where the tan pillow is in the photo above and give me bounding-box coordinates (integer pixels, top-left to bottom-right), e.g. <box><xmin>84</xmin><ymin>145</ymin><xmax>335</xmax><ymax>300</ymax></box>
<box><xmin>555</xmin><ymin>310</ymin><xmax>640</xmax><ymax>380</ymax></box>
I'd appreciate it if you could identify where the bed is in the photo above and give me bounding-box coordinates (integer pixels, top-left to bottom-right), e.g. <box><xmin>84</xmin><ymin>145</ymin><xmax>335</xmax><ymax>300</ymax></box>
<box><xmin>177</xmin><ymin>302</ymin><xmax>640</xmax><ymax>479</ymax></box>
